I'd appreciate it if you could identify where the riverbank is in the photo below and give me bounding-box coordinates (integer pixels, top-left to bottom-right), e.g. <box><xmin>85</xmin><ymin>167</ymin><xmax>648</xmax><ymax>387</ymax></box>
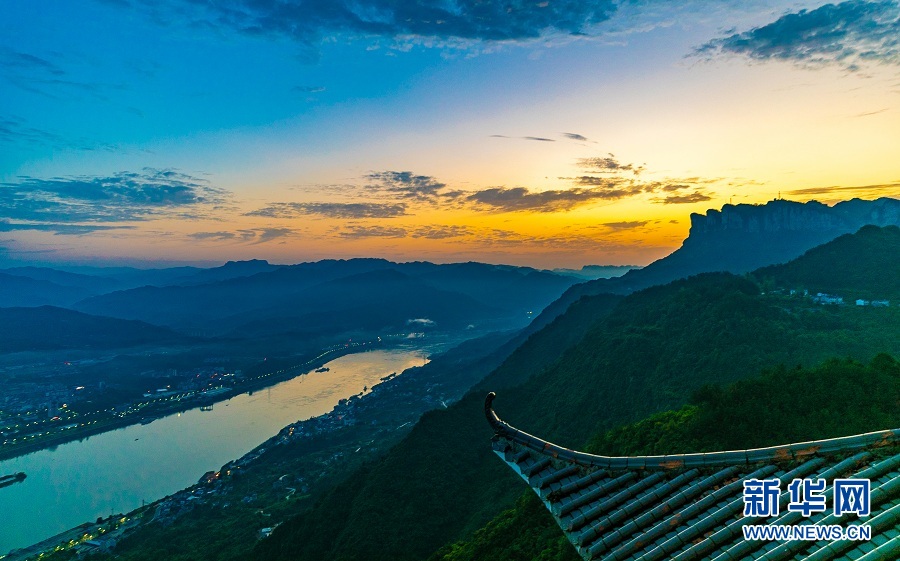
<box><xmin>7</xmin><ymin>331</ymin><xmax>513</xmax><ymax>561</ymax></box>
<box><xmin>0</xmin><ymin>339</ymin><xmax>386</xmax><ymax>462</ymax></box>
<box><xmin>0</xmin><ymin>346</ymin><xmax>434</xmax><ymax>556</ymax></box>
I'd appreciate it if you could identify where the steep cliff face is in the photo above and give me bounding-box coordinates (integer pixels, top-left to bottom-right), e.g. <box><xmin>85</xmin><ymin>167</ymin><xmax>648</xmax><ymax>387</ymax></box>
<box><xmin>689</xmin><ymin>198</ymin><xmax>900</xmax><ymax>236</ymax></box>
<box><xmin>531</xmin><ymin>197</ymin><xmax>900</xmax><ymax>329</ymax></box>
<box><xmin>674</xmin><ymin>197</ymin><xmax>900</xmax><ymax>276</ymax></box>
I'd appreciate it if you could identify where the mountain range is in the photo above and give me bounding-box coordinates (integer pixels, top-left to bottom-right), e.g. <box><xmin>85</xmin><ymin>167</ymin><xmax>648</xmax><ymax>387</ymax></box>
<box><xmin>250</xmin><ymin>223</ymin><xmax>900</xmax><ymax>561</ymax></box>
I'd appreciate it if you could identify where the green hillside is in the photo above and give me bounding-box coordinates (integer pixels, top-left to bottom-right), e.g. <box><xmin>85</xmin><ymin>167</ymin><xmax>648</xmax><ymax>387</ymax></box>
<box><xmin>754</xmin><ymin>224</ymin><xmax>900</xmax><ymax>300</ymax></box>
<box><xmin>432</xmin><ymin>354</ymin><xmax>900</xmax><ymax>561</ymax></box>
<box><xmin>252</xmin><ymin>232</ymin><xmax>900</xmax><ymax>561</ymax></box>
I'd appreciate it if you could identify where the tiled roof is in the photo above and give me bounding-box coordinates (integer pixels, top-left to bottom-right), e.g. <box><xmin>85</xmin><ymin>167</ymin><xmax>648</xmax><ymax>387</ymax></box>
<box><xmin>484</xmin><ymin>393</ymin><xmax>900</xmax><ymax>561</ymax></box>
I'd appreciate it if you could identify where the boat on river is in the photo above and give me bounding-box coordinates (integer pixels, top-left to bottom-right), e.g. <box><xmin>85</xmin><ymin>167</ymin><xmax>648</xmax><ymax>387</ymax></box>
<box><xmin>0</xmin><ymin>471</ymin><xmax>26</xmax><ymax>488</ymax></box>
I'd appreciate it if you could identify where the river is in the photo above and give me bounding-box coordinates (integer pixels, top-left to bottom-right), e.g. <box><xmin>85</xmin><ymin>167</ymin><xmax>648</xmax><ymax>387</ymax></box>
<box><xmin>0</xmin><ymin>347</ymin><xmax>428</xmax><ymax>554</ymax></box>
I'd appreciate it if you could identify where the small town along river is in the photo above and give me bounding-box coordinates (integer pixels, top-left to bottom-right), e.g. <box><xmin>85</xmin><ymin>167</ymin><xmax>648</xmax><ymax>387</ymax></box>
<box><xmin>0</xmin><ymin>348</ymin><xmax>428</xmax><ymax>554</ymax></box>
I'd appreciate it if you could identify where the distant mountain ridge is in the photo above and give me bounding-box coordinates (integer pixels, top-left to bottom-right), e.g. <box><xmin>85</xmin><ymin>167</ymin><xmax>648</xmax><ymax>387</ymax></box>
<box><xmin>73</xmin><ymin>259</ymin><xmax>579</xmax><ymax>336</ymax></box>
<box><xmin>0</xmin><ymin>272</ymin><xmax>94</xmax><ymax>308</ymax></box>
<box><xmin>0</xmin><ymin>306</ymin><xmax>184</xmax><ymax>353</ymax></box>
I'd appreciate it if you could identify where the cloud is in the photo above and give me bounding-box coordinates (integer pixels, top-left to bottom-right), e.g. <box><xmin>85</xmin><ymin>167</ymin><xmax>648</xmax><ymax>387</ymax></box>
<box><xmin>656</xmin><ymin>192</ymin><xmax>713</xmax><ymax>204</ymax></box>
<box><xmin>0</xmin><ymin>48</ymin><xmax>123</xmax><ymax>99</ymax></box>
<box><xmin>188</xmin><ymin>231</ymin><xmax>241</xmax><ymax>241</ymax></box>
<box><xmin>0</xmin><ymin>169</ymin><xmax>227</xmax><ymax>233</ymax></box>
<box><xmin>490</xmin><ymin>134</ymin><xmax>556</xmax><ymax>142</ymax></box>
<box><xmin>407</xmin><ymin>318</ymin><xmax>435</xmax><ymax>327</ymax></box>
<box><xmin>352</xmin><ymin>164</ymin><xmax>724</xmax><ymax>214</ymax></box>
<box><xmin>337</xmin><ymin>225</ymin><xmax>408</xmax><ymax>239</ymax></box>
<box><xmin>696</xmin><ymin>1</ymin><xmax>900</xmax><ymax>70</ymax></box>
<box><xmin>602</xmin><ymin>220</ymin><xmax>650</xmax><ymax>231</ymax></box>
<box><xmin>253</xmin><ymin>227</ymin><xmax>296</xmax><ymax>244</ymax></box>
<box><xmin>0</xmin><ymin>117</ymin><xmax>64</xmax><ymax>146</ymax></box>
<box><xmin>465</xmin><ymin>185</ymin><xmax>640</xmax><ymax>212</ymax></box>
<box><xmin>854</xmin><ymin>108</ymin><xmax>889</xmax><ymax>117</ymax></box>
<box><xmin>577</xmin><ymin>154</ymin><xmax>644</xmax><ymax>175</ymax></box>
<box><xmin>409</xmin><ymin>225</ymin><xmax>472</xmax><ymax>239</ymax></box>
<box><xmin>0</xmin><ymin>220</ymin><xmax>132</xmax><ymax>235</ymax></box>
<box><xmin>194</xmin><ymin>228</ymin><xmax>297</xmax><ymax>245</ymax></box>
<box><xmin>246</xmin><ymin>201</ymin><xmax>407</xmax><ymax>219</ymax></box>
<box><xmin>293</xmin><ymin>85</ymin><xmax>326</xmax><ymax>93</ymax></box>
<box><xmin>365</xmin><ymin>171</ymin><xmax>446</xmax><ymax>200</ymax></box>
<box><xmin>117</xmin><ymin>0</ymin><xmax>619</xmax><ymax>48</ymax></box>
<box><xmin>0</xmin><ymin>50</ymin><xmax>66</xmax><ymax>76</ymax></box>
<box><xmin>786</xmin><ymin>181</ymin><xmax>900</xmax><ymax>196</ymax></box>
<box><xmin>0</xmin><ymin>116</ymin><xmax>119</xmax><ymax>152</ymax></box>
<box><xmin>562</xmin><ymin>132</ymin><xmax>589</xmax><ymax>141</ymax></box>
<box><xmin>461</xmin><ymin>175</ymin><xmax>716</xmax><ymax>212</ymax></box>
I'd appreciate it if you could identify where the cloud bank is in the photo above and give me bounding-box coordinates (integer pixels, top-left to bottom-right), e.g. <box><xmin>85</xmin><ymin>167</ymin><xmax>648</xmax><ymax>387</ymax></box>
<box><xmin>0</xmin><ymin>168</ymin><xmax>227</xmax><ymax>234</ymax></box>
<box><xmin>698</xmin><ymin>0</ymin><xmax>900</xmax><ymax>70</ymax></box>
<box><xmin>115</xmin><ymin>0</ymin><xmax>619</xmax><ymax>47</ymax></box>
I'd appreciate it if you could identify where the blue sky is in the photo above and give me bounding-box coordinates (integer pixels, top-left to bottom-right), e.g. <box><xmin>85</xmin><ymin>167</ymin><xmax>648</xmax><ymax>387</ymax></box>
<box><xmin>2</xmin><ymin>0</ymin><xmax>899</xmax><ymax>267</ymax></box>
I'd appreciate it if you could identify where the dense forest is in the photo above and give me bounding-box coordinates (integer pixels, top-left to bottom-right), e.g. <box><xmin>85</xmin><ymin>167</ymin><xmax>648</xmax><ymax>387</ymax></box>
<box><xmin>431</xmin><ymin>354</ymin><xmax>900</xmax><ymax>561</ymax></box>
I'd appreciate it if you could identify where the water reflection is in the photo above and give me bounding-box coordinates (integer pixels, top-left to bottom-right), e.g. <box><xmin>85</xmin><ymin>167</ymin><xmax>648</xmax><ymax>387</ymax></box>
<box><xmin>0</xmin><ymin>348</ymin><xmax>427</xmax><ymax>554</ymax></box>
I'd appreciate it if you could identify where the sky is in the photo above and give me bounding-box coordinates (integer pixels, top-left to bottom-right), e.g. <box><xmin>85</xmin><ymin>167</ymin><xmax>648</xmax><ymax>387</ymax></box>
<box><xmin>1</xmin><ymin>0</ymin><xmax>899</xmax><ymax>269</ymax></box>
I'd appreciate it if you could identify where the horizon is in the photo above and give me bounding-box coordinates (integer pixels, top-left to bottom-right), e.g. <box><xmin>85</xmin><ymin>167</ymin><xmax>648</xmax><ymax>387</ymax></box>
<box><xmin>0</xmin><ymin>194</ymin><xmax>895</xmax><ymax>270</ymax></box>
<box><xmin>3</xmin><ymin>1</ymin><xmax>900</xmax><ymax>268</ymax></box>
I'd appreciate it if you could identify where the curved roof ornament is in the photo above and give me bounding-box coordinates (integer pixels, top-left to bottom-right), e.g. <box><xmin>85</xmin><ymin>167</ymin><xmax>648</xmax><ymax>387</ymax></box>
<box><xmin>485</xmin><ymin>392</ymin><xmax>900</xmax><ymax>470</ymax></box>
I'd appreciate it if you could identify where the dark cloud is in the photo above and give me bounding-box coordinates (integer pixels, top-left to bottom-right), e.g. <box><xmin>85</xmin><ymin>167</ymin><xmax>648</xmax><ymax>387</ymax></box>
<box><xmin>602</xmin><ymin>220</ymin><xmax>650</xmax><ymax>231</ymax></box>
<box><xmin>338</xmin><ymin>225</ymin><xmax>408</xmax><ymax>239</ymax></box>
<box><xmin>0</xmin><ymin>220</ymin><xmax>131</xmax><ymax>235</ymax></box>
<box><xmin>697</xmin><ymin>1</ymin><xmax>900</xmax><ymax>70</ymax></box>
<box><xmin>188</xmin><ymin>231</ymin><xmax>240</xmax><ymax>241</ymax></box>
<box><xmin>366</xmin><ymin>171</ymin><xmax>446</xmax><ymax>200</ymax></box>
<box><xmin>293</xmin><ymin>85</ymin><xmax>326</xmax><ymax>93</ymax></box>
<box><xmin>0</xmin><ymin>169</ymin><xmax>227</xmax><ymax>232</ymax></box>
<box><xmin>410</xmin><ymin>225</ymin><xmax>472</xmax><ymax>239</ymax></box>
<box><xmin>196</xmin><ymin>228</ymin><xmax>296</xmax><ymax>245</ymax></box>
<box><xmin>657</xmin><ymin>192</ymin><xmax>713</xmax><ymax>204</ymax></box>
<box><xmin>786</xmin><ymin>181</ymin><xmax>900</xmax><ymax>196</ymax></box>
<box><xmin>0</xmin><ymin>117</ymin><xmax>63</xmax><ymax>146</ymax></box>
<box><xmin>562</xmin><ymin>132</ymin><xmax>589</xmax><ymax>141</ymax></box>
<box><xmin>0</xmin><ymin>116</ymin><xmax>118</xmax><ymax>152</ymax></box>
<box><xmin>0</xmin><ymin>48</ymin><xmax>123</xmax><ymax>100</ymax></box>
<box><xmin>490</xmin><ymin>134</ymin><xmax>556</xmax><ymax>142</ymax></box>
<box><xmin>0</xmin><ymin>50</ymin><xmax>66</xmax><ymax>76</ymax></box>
<box><xmin>332</xmin><ymin>224</ymin><xmax>472</xmax><ymax>240</ymax></box>
<box><xmin>253</xmin><ymin>228</ymin><xmax>296</xmax><ymax>244</ymax></box>
<box><xmin>117</xmin><ymin>0</ymin><xmax>618</xmax><ymax>47</ymax></box>
<box><xmin>643</xmin><ymin>181</ymin><xmax>697</xmax><ymax>192</ymax></box>
<box><xmin>854</xmin><ymin>108</ymin><xmax>889</xmax><ymax>117</ymax></box>
<box><xmin>577</xmin><ymin>155</ymin><xmax>644</xmax><ymax>175</ymax></box>
<box><xmin>246</xmin><ymin>201</ymin><xmax>407</xmax><ymax>219</ymax></box>
<box><xmin>476</xmin><ymin>228</ymin><xmax>647</xmax><ymax>252</ymax></box>
<box><xmin>466</xmin><ymin>185</ymin><xmax>640</xmax><ymax>212</ymax></box>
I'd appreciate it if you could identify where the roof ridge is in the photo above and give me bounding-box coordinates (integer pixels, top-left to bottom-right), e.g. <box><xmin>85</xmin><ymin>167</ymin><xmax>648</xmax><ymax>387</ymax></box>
<box><xmin>484</xmin><ymin>392</ymin><xmax>900</xmax><ymax>470</ymax></box>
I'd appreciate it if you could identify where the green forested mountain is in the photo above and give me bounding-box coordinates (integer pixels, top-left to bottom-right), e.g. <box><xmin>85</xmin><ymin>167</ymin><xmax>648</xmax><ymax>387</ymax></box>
<box><xmin>754</xmin><ymin>224</ymin><xmax>900</xmax><ymax>300</ymax></box>
<box><xmin>252</xmin><ymin>227</ymin><xmax>900</xmax><ymax>561</ymax></box>
<box><xmin>431</xmin><ymin>354</ymin><xmax>900</xmax><ymax>561</ymax></box>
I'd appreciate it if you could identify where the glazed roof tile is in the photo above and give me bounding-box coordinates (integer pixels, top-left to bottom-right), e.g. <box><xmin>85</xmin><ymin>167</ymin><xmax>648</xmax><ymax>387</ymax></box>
<box><xmin>484</xmin><ymin>393</ymin><xmax>900</xmax><ymax>561</ymax></box>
